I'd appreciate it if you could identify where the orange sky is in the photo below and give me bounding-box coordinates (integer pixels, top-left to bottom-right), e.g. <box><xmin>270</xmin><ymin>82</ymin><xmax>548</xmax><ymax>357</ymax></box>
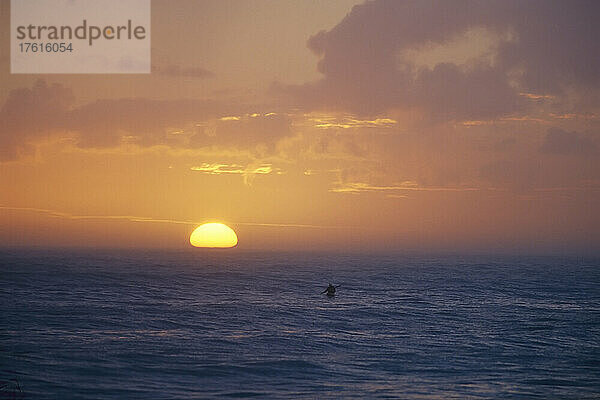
<box><xmin>1</xmin><ymin>0</ymin><xmax>598</xmax><ymax>254</ymax></box>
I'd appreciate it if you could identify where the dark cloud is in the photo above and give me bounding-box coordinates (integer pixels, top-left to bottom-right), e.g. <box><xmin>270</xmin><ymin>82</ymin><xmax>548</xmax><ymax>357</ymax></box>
<box><xmin>69</xmin><ymin>97</ymin><xmax>221</xmax><ymax>148</ymax></box>
<box><xmin>540</xmin><ymin>127</ymin><xmax>598</xmax><ymax>156</ymax></box>
<box><xmin>0</xmin><ymin>80</ymin><xmax>74</xmax><ymax>160</ymax></box>
<box><xmin>280</xmin><ymin>0</ymin><xmax>600</xmax><ymax>119</ymax></box>
<box><xmin>412</xmin><ymin>63</ymin><xmax>521</xmax><ymax>120</ymax></box>
<box><xmin>190</xmin><ymin>113</ymin><xmax>293</xmax><ymax>156</ymax></box>
<box><xmin>0</xmin><ymin>81</ymin><xmax>292</xmax><ymax>160</ymax></box>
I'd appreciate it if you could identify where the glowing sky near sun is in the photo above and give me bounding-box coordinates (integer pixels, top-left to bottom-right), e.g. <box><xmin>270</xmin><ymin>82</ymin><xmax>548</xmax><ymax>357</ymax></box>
<box><xmin>0</xmin><ymin>0</ymin><xmax>598</xmax><ymax>254</ymax></box>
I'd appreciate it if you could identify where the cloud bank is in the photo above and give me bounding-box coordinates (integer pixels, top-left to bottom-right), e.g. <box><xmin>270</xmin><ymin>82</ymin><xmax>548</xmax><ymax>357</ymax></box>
<box><xmin>0</xmin><ymin>81</ymin><xmax>293</xmax><ymax>160</ymax></box>
<box><xmin>280</xmin><ymin>0</ymin><xmax>600</xmax><ymax>119</ymax></box>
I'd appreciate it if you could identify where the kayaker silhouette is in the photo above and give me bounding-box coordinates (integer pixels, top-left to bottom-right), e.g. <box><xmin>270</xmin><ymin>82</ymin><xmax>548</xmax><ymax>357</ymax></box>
<box><xmin>322</xmin><ymin>283</ymin><xmax>337</xmax><ymax>296</ymax></box>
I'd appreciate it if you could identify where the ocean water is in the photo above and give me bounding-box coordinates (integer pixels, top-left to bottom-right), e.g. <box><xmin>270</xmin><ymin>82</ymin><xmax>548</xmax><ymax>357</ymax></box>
<box><xmin>1</xmin><ymin>250</ymin><xmax>599</xmax><ymax>399</ymax></box>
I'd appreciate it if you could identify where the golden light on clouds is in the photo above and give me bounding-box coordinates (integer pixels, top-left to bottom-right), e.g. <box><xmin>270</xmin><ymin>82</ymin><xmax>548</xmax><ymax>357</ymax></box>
<box><xmin>190</xmin><ymin>223</ymin><xmax>238</xmax><ymax>248</ymax></box>
<box><xmin>308</xmin><ymin>115</ymin><xmax>397</xmax><ymax>129</ymax></box>
<box><xmin>190</xmin><ymin>163</ymin><xmax>276</xmax><ymax>175</ymax></box>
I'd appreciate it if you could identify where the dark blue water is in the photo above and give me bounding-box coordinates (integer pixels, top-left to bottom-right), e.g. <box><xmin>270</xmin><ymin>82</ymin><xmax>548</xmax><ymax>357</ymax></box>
<box><xmin>1</xmin><ymin>250</ymin><xmax>600</xmax><ymax>399</ymax></box>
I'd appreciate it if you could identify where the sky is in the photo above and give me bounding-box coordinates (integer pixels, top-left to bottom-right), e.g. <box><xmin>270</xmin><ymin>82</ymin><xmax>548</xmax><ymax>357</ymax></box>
<box><xmin>1</xmin><ymin>0</ymin><xmax>599</xmax><ymax>254</ymax></box>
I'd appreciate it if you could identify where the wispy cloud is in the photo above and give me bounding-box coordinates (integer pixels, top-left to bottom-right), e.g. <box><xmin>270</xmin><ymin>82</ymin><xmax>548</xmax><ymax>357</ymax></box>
<box><xmin>330</xmin><ymin>181</ymin><xmax>479</xmax><ymax>194</ymax></box>
<box><xmin>303</xmin><ymin>168</ymin><xmax>341</xmax><ymax>176</ymax></box>
<box><xmin>234</xmin><ymin>222</ymin><xmax>335</xmax><ymax>229</ymax></box>
<box><xmin>519</xmin><ymin>92</ymin><xmax>555</xmax><ymax>100</ymax></box>
<box><xmin>0</xmin><ymin>206</ymin><xmax>194</xmax><ymax>225</ymax></box>
<box><xmin>307</xmin><ymin>115</ymin><xmax>397</xmax><ymax>129</ymax></box>
<box><xmin>460</xmin><ymin>115</ymin><xmax>552</xmax><ymax>127</ymax></box>
<box><xmin>190</xmin><ymin>163</ymin><xmax>246</xmax><ymax>174</ymax></box>
<box><xmin>190</xmin><ymin>163</ymin><xmax>283</xmax><ymax>185</ymax></box>
<box><xmin>0</xmin><ymin>206</ymin><xmax>336</xmax><ymax>229</ymax></box>
<box><xmin>549</xmin><ymin>112</ymin><xmax>599</xmax><ymax>120</ymax></box>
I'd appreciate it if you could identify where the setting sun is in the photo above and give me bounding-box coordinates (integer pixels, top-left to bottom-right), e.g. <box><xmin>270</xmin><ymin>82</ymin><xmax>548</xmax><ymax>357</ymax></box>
<box><xmin>190</xmin><ymin>223</ymin><xmax>238</xmax><ymax>248</ymax></box>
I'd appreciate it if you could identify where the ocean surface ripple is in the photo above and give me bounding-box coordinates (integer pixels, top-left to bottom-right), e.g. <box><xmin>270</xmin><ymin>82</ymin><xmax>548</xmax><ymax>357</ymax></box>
<box><xmin>1</xmin><ymin>250</ymin><xmax>599</xmax><ymax>399</ymax></box>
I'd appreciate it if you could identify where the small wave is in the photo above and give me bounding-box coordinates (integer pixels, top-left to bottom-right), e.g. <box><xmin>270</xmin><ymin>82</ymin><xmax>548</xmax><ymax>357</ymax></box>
<box><xmin>217</xmin><ymin>391</ymin><xmax>266</xmax><ymax>398</ymax></box>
